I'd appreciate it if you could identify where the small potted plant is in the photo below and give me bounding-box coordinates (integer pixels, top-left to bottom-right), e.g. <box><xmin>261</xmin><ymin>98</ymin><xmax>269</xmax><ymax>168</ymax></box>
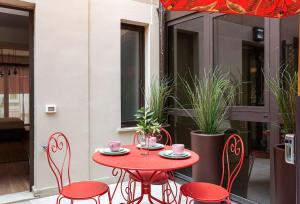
<box><xmin>182</xmin><ymin>69</ymin><xmax>235</xmax><ymax>184</ymax></box>
<box><xmin>135</xmin><ymin>107</ymin><xmax>161</xmax><ymax>155</ymax></box>
<box><xmin>268</xmin><ymin>68</ymin><xmax>296</xmax><ymax>204</ymax></box>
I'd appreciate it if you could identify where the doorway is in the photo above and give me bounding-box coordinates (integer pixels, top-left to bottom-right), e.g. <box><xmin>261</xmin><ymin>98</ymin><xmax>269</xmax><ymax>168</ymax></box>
<box><xmin>0</xmin><ymin>6</ymin><xmax>33</xmax><ymax>196</ymax></box>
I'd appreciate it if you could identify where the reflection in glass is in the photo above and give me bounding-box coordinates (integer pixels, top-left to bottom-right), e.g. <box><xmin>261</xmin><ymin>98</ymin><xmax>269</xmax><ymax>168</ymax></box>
<box><xmin>121</xmin><ymin>28</ymin><xmax>141</xmax><ymax>125</ymax></box>
<box><xmin>280</xmin><ymin>15</ymin><xmax>299</xmax><ymax>73</ymax></box>
<box><xmin>0</xmin><ymin>65</ymin><xmax>29</xmax><ymax>123</ymax></box>
<box><xmin>8</xmin><ymin>67</ymin><xmax>30</xmax><ymax>124</ymax></box>
<box><xmin>169</xmin><ymin>116</ymin><xmax>197</xmax><ymax>178</ymax></box>
<box><xmin>229</xmin><ymin>121</ymin><xmax>270</xmax><ymax>204</ymax></box>
<box><xmin>168</xmin><ymin>17</ymin><xmax>204</xmax><ymax>108</ymax></box>
<box><xmin>214</xmin><ymin>15</ymin><xmax>265</xmax><ymax>106</ymax></box>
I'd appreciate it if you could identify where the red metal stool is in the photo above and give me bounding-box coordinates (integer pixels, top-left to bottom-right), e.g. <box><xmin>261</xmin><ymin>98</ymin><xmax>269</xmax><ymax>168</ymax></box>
<box><xmin>179</xmin><ymin>134</ymin><xmax>245</xmax><ymax>204</ymax></box>
<box><xmin>46</xmin><ymin>132</ymin><xmax>112</xmax><ymax>204</ymax></box>
<box><xmin>129</xmin><ymin>127</ymin><xmax>178</xmax><ymax>203</ymax></box>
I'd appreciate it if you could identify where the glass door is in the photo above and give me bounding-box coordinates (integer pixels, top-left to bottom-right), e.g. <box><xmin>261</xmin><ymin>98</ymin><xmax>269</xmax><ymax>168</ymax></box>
<box><xmin>168</xmin><ymin>16</ymin><xmax>204</xmax><ymax>179</ymax></box>
<box><xmin>166</xmin><ymin>11</ymin><xmax>298</xmax><ymax>204</ymax></box>
<box><xmin>213</xmin><ymin>14</ymin><xmax>270</xmax><ymax>204</ymax></box>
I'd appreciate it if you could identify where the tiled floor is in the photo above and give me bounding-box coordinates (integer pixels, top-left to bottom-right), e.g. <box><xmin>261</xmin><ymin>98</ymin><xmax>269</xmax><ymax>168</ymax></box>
<box><xmin>18</xmin><ymin>182</ymin><xmax>178</xmax><ymax>204</ymax></box>
<box><xmin>16</xmin><ymin>182</ymin><xmax>238</xmax><ymax>204</ymax></box>
<box><xmin>247</xmin><ymin>158</ymin><xmax>270</xmax><ymax>204</ymax></box>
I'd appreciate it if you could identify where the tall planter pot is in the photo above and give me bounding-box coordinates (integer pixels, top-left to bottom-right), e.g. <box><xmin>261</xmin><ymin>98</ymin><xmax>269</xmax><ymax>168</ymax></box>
<box><xmin>191</xmin><ymin>131</ymin><xmax>224</xmax><ymax>184</ymax></box>
<box><xmin>274</xmin><ymin>144</ymin><xmax>296</xmax><ymax>204</ymax></box>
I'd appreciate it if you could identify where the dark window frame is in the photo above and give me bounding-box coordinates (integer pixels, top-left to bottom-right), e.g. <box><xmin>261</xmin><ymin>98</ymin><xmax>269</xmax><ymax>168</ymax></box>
<box><xmin>121</xmin><ymin>23</ymin><xmax>145</xmax><ymax>127</ymax></box>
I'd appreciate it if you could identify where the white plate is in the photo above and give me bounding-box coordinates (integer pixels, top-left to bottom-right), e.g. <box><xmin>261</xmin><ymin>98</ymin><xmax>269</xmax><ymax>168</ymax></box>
<box><xmin>159</xmin><ymin>150</ymin><xmax>191</xmax><ymax>159</ymax></box>
<box><xmin>96</xmin><ymin>148</ymin><xmax>130</xmax><ymax>156</ymax></box>
<box><xmin>136</xmin><ymin>143</ymin><xmax>165</xmax><ymax>150</ymax></box>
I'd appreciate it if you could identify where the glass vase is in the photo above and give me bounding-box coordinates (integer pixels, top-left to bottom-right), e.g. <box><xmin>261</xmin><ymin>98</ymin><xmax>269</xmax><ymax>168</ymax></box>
<box><xmin>140</xmin><ymin>134</ymin><xmax>151</xmax><ymax>156</ymax></box>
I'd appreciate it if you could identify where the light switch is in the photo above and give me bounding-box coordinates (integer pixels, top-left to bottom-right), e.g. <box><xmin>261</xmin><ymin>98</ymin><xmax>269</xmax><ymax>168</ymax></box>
<box><xmin>46</xmin><ymin>104</ymin><xmax>56</xmax><ymax>114</ymax></box>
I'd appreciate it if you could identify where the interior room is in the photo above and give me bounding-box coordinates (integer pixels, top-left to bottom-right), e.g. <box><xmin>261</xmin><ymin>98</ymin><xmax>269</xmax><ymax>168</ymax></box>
<box><xmin>0</xmin><ymin>7</ymin><xmax>30</xmax><ymax>195</ymax></box>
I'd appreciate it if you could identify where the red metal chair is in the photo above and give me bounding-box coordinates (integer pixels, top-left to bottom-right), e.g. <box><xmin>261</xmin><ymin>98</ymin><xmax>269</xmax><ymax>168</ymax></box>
<box><xmin>179</xmin><ymin>134</ymin><xmax>245</xmax><ymax>204</ymax></box>
<box><xmin>129</xmin><ymin>127</ymin><xmax>178</xmax><ymax>203</ymax></box>
<box><xmin>46</xmin><ymin>132</ymin><xmax>112</xmax><ymax>204</ymax></box>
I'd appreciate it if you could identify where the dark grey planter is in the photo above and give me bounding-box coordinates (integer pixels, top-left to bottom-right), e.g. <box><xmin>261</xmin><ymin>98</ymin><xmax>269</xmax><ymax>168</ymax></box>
<box><xmin>274</xmin><ymin>144</ymin><xmax>296</xmax><ymax>204</ymax></box>
<box><xmin>191</xmin><ymin>131</ymin><xmax>224</xmax><ymax>184</ymax></box>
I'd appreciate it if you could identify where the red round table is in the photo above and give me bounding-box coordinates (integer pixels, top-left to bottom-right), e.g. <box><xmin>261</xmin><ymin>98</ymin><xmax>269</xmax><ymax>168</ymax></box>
<box><xmin>92</xmin><ymin>145</ymin><xmax>199</xmax><ymax>204</ymax></box>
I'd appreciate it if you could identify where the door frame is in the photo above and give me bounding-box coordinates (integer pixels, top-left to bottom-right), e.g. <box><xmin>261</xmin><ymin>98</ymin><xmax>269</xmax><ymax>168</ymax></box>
<box><xmin>28</xmin><ymin>9</ymin><xmax>34</xmax><ymax>191</ymax></box>
<box><xmin>0</xmin><ymin>3</ymin><xmax>35</xmax><ymax>191</ymax></box>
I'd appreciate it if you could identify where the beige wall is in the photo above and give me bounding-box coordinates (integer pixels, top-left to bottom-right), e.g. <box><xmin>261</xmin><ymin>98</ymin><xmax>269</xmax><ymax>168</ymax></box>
<box><xmin>7</xmin><ymin>0</ymin><xmax>159</xmax><ymax>195</ymax></box>
<box><xmin>89</xmin><ymin>0</ymin><xmax>159</xmax><ymax>181</ymax></box>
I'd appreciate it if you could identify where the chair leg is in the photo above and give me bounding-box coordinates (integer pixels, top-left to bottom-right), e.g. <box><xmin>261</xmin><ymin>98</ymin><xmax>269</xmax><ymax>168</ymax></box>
<box><xmin>178</xmin><ymin>191</ymin><xmax>182</xmax><ymax>204</ymax></box>
<box><xmin>162</xmin><ymin>184</ymin><xmax>165</xmax><ymax>202</ymax></box>
<box><xmin>56</xmin><ymin>195</ymin><xmax>60</xmax><ymax>204</ymax></box>
<box><xmin>166</xmin><ymin>184</ymin><xmax>170</xmax><ymax>203</ymax></box>
<box><xmin>70</xmin><ymin>200</ymin><xmax>74</xmax><ymax>204</ymax></box>
<box><xmin>132</xmin><ymin>180</ymin><xmax>137</xmax><ymax>201</ymax></box>
<box><xmin>127</xmin><ymin>179</ymin><xmax>133</xmax><ymax>202</ymax></box>
<box><xmin>108</xmin><ymin>189</ymin><xmax>112</xmax><ymax>204</ymax></box>
<box><xmin>91</xmin><ymin>198</ymin><xmax>97</xmax><ymax>204</ymax></box>
<box><xmin>128</xmin><ymin>179</ymin><xmax>137</xmax><ymax>202</ymax></box>
<box><xmin>224</xmin><ymin>198</ymin><xmax>231</xmax><ymax>204</ymax></box>
<box><xmin>166</xmin><ymin>181</ymin><xmax>177</xmax><ymax>204</ymax></box>
<box><xmin>98</xmin><ymin>195</ymin><xmax>101</xmax><ymax>204</ymax></box>
<box><xmin>57</xmin><ymin>195</ymin><xmax>64</xmax><ymax>204</ymax></box>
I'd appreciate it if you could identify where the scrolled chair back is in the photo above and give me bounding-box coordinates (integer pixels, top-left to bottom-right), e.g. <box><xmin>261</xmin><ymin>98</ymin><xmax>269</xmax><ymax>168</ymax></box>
<box><xmin>220</xmin><ymin>134</ymin><xmax>245</xmax><ymax>193</ymax></box>
<box><xmin>46</xmin><ymin>132</ymin><xmax>71</xmax><ymax>193</ymax></box>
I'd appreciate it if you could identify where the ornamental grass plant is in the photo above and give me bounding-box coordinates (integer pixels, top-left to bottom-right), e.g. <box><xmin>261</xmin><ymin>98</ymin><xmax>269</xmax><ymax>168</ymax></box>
<box><xmin>147</xmin><ymin>77</ymin><xmax>172</xmax><ymax>124</ymax></box>
<box><xmin>182</xmin><ymin>69</ymin><xmax>235</xmax><ymax>134</ymax></box>
<box><xmin>268</xmin><ymin>67</ymin><xmax>297</xmax><ymax>134</ymax></box>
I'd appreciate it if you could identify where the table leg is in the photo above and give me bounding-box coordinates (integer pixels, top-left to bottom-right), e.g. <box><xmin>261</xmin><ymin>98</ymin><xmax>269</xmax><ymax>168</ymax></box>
<box><xmin>113</xmin><ymin>169</ymin><xmax>177</xmax><ymax>204</ymax></box>
<box><xmin>125</xmin><ymin>170</ymin><xmax>167</xmax><ymax>204</ymax></box>
<box><xmin>162</xmin><ymin>172</ymin><xmax>178</xmax><ymax>204</ymax></box>
<box><xmin>111</xmin><ymin>168</ymin><xmax>136</xmax><ymax>202</ymax></box>
<box><xmin>125</xmin><ymin>182</ymin><xmax>165</xmax><ymax>204</ymax></box>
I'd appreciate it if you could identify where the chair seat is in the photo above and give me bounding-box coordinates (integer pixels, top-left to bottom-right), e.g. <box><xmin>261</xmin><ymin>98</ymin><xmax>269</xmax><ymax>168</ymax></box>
<box><xmin>130</xmin><ymin>171</ymin><xmax>169</xmax><ymax>184</ymax></box>
<box><xmin>61</xmin><ymin>181</ymin><xmax>109</xmax><ymax>199</ymax></box>
<box><xmin>181</xmin><ymin>182</ymin><xmax>229</xmax><ymax>202</ymax></box>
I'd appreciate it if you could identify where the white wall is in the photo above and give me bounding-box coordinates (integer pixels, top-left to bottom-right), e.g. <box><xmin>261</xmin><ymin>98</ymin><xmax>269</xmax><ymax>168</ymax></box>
<box><xmin>89</xmin><ymin>0</ymin><xmax>159</xmax><ymax>180</ymax></box>
<box><xmin>5</xmin><ymin>0</ymin><xmax>160</xmax><ymax>195</ymax></box>
<box><xmin>29</xmin><ymin>0</ymin><xmax>90</xmax><ymax>193</ymax></box>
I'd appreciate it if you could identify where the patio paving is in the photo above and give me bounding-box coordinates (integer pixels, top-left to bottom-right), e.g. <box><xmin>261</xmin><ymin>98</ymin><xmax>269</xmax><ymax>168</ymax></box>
<box><xmin>16</xmin><ymin>182</ymin><xmax>238</xmax><ymax>204</ymax></box>
<box><xmin>18</xmin><ymin>182</ymin><xmax>178</xmax><ymax>204</ymax></box>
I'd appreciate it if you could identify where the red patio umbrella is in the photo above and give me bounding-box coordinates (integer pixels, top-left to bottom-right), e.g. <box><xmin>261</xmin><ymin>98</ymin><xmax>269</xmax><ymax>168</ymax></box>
<box><xmin>160</xmin><ymin>0</ymin><xmax>300</xmax><ymax>94</ymax></box>
<box><xmin>160</xmin><ymin>0</ymin><xmax>300</xmax><ymax>18</ymax></box>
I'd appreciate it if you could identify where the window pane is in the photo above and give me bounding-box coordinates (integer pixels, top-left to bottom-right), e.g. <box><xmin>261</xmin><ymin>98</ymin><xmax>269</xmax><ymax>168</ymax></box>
<box><xmin>280</xmin><ymin>15</ymin><xmax>299</xmax><ymax>72</ymax></box>
<box><xmin>168</xmin><ymin>17</ymin><xmax>204</xmax><ymax>108</ymax></box>
<box><xmin>121</xmin><ymin>26</ymin><xmax>143</xmax><ymax>126</ymax></box>
<box><xmin>214</xmin><ymin>15</ymin><xmax>265</xmax><ymax>106</ymax></box>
